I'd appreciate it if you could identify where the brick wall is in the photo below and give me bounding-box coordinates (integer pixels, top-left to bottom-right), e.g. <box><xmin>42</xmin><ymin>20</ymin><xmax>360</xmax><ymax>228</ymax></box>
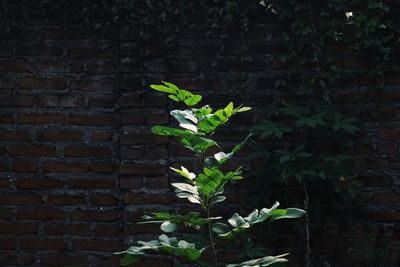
<box><xmin>0</xmin><ymin>3</ymin><xmax>399</xmax><ymax>267</ymax></box>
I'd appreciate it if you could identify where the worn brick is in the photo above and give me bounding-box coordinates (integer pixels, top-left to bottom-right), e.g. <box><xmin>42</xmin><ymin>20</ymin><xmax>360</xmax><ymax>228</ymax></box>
<box><xmin>66</xmin><ymin>178</ymin><xmax>115</xmax><ymax>189</ymax></box>
<box><xmin>120</xmin><ymin>164</ymin><xmax>166</xmax><ymax>175</ymax></box>
<box><xmin>68</xmin><ymin>48</ymin><xmax>114</xmax><ymax>58</ymax></box>
<box><xmin>88</xmin><ymin>96</ymin><xmax>115</xmax><ymax>108</ymax></box>
<box><xmin>13</xmin><ymin>160</ymin><xmax>37</xmax><ymax>172</ymax></box>
<box><xmin>72</xmin><ymin>239</ymin><xmax>120</xmax><ymax>251</ymax></box>
<box><xmin>0</xmin><ymin>238</ymin><xmax>16</xmax><ymax>249</ymax></box>
<box><xmin>17</xmin><ymin>178</ymin><xmax>63</xmax><ymax>189</ymax></box>
<box><xmin>0</xmin><ymin>62</ymin><xmax>32</xmax><ymax>72</ymax></box>
<box><xmin>124</xmin><ymin>193</ymin><xmax>171</xmax><ymax>204</ymax></box>
<box><xmin>20</xmin><ymin>239</ymin><xmax>68</xmax><ymax>250</ymax></box>
<box><xmin>17</xmin><ymin>208</ymin><xmax>64</xmax><ymax>220</ymax></box>
<box><xmin>20</xmin><ymin>77</ymin><xmax>65</xmax><ymax>89</ymax></box>
<box><xmin>0</xmin><ymin>223</ymin><xmax>38</xmax><ymax>234</ymax></box>
<box><xmin>70</xmin><ymin>80</ymin><xmax>114</xmax><ymax>91</ymax></box>
<box><xmin>71</xmin><ymin>210</ymin><xmax>118</xmax><ymax>222</ymax></box>
<box><xmin>16</xmin><ymin>45</ymin><xmax>63</xmax><ymax>56</ymax></box>
<box><xmin>68</xmin><ymin>114</ymin><xmax>114</xmax><ymax>126</ymax></box>
<box><xmin>120</xmin><ymin>134</ymin><xmax>168</xmax><ymax>145</ymax></box>
<box><xmin>95</xmin><ymin>223</ymin><xmax>119</xmax><ymax>235</ymax></box>
<box><xmin>18</xmin><ymin>113</ymin><xmax>65</xmax><ymax>124</ymax></box>
<box><xmin>379</xmin><ymin>129</ymin><xmax>400</xmax><ymax>139</ymax></box>
<box><xmin>47</xmin><ymin>195</ymin><xmax>86</xmax><ymax>206</ymax></box>
<box><xmin>91</xmin><ymin>132</ymin><xmax>113</xmax><ymax>141</ymax></box>
<box><xmin>39</xmin><ymin>129</ymin><xmax>84</xmax><ymax>141</ymax></box>
<box><xmin>90</xmin><ymin>195</ymin><xmax>117</xmax><ymax>206</ymax></box>
<box><xmin>64</xmin><ymin>146</ymin><xmax>111</xmax><ymax>158</ymax></box>
<box><xmin>144</xmin><ymin>147</ymin><xmax>168</xmax><ymax>160</ymax></box>
<box><xmin>42</xmin><ymin>161</ymin><xmax>89</xmax><ymax>172</ymax></box>
<box><xmin>0</xmin><ymin>113</ymin><xmax>14</xmax><ymax>123</ymax></box>
<box><xmin>9</xmin><ymin>144</ymin><xmax>56</xmax><ymax>156</ymax></box>
<box><xmin>41</xmin><ymin>254</ymin><xmax>87</xmax><ymax>266</ymax></box>
<box><xmin>90</xmin><ymin>160</ymin><xmax>115</xmax><ymax>172</ymax></box>
<box><xmin>119</xmin><ymin>178</ymin><xmax>142</xmax><ymax>189</ymax></box>
<box><xmin>44</xmin><ymin>224</ymin><xmax>91</xmax><ymax>236</ymax></box>
<box><xmin>0</xmin><ymin>130</ymin><xmax>29</xmax><ymax>141</ymax></box>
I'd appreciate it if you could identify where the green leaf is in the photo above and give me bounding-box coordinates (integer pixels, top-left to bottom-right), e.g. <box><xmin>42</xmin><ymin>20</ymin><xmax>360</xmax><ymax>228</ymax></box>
<box><xmin>151</xmin><ymin>125</ymin><xmax>187</xmax><ymax>137</ymax></box>
<box><xmin>184</xmin><ymin>94</ymin><xmax>202</xmax><ymax>106</ymax></box>
<box><xmin>213</xmin><ymin>202</ymin><xmax>304</xmax><ymax>239</ymax></box>
<box><xmin>116</xmin><ymin>234</ymin><xmax>205</xmax><ymax>263</ymax></box>
<box><xmin>150</xmin><ymin>84</ymin><xmax>176</xmax><ymax>94</ymax></box>
<box><xmin>120</xmin><ymin>254</ymin><xmax>143</xmax><ymax>266</ymax></box>
<box><xmin>160</xmin><ymin>221</ymin><xmax>177</xmax><ymax>233</ymax></box>
<box><xmin>227</xmin><ymin>254</ymin><xmax>289</xmax><ymax>267</ymax></box>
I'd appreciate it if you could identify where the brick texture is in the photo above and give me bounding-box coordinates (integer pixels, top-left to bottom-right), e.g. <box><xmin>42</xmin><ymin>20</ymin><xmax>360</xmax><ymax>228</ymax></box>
<box><xmin>0</xmin><ymin>3</ymin><xmax>398</xmax><ymax>267</ymax></box>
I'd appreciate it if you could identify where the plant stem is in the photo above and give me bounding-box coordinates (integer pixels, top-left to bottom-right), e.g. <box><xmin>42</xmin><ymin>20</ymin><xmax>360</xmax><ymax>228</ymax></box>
<box><xmin>303</xmin><ymin>180</ymin><xmax>311</xmax><ymax>267</ymax></box>
<box><xmin>206</xmin><ymin>205</ymin><xmax>218</xmax><ymax>266</ymax></box>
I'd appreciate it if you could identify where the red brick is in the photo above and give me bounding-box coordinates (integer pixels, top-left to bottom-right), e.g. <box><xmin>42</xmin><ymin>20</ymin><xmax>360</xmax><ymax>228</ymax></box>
<box><xmin>0</xmin><ymin>79</ymin><xmax>14</xmax><ymax>88</ymax></box>
<box><xmin>0</xmin><ymin>208</ymin><xmax>12</xmax><ymax>219</ymax></box>
<box><xmin>66</xmin><ymin>178</ymin><xmax>115</xmax><ymax>189</ymax></box>
<box><xmin>9</xmin><ymin>144</ymin><xmax>56</xmax><ymax>156</ymax></box>
<box><xmin>361</xmin><ymin>175</ymin><xmax>393</xmax><ymax>186</ymax></box>
<box><xmin>70</xmin><ymin>80</ymin><xmax>114</xmax><ymax>91</ymax></box>
<box><xmin>64</xmin><ymin>146</ymin><xmax>111</xmax><ymax>158</ymax></box>
<box><xmin>68</xmin><ymin>114</ymin><xmax>114</xmax><ymax>126</ymax></box>
<box><xmin>379</xmin><ymin>129</ymin><xmax>400</xmax><ymax>139</ymax></box>
<box><xmin>18</xmin><ymin>113</ymin><xmax>65</xmax><ymax>124</ymax></box>
<box><xmin>124</xmin><ymin>193</ymin><xmax>171</xmax><ymax>204</ymax></box>
<box><xmin>378</xmin><ymin>142</ymin><xmax>398</xmax><ymax>154</ymax></box>
<box><xmin>120</xmin><ymin>164</ymin><xmax>166</xmax><ymax>175</ymax></box>
<box><xmin>87</xmin><ymin>62</ymin><xmax>115</xmax><ymax>74</ymax></box>
<box><xmin>71</xmin><ymin>210</ymin><xmax>118</xmax><ymax>222</ymax></box>
<box><xmin>47</xmin><ymin>195</ymin><xmax>86</xmax><ymax>206</ymax></box>
<box><xmin>0</xmin><ymin>160</ymin><xmax>10</xmax><ymax>171</ymax></box>
<box><xmin>91</xmin><ymin>132</ymin><xmax>113</xmax><ymax>141</ymax></box>
<box><xmin>90</xmin><ymin>195</ymin><xmax>117</xmax><ymax>206</ymax></box>
<box><xmin>0</xmin><ymin>223</ymin><xmax>38</xmax><ymax>234</ymax></box>
<box><xmin>34</xmin><ymin>61</ymin><xmax>69</xmax><ymax>72</ymax></box>
<box><xmin>0</xmin><ymin>238</ymin><xmax>16</xmax><ymax>249</ymax></box>
<box><xmin>72</xmin><ymin>239</ymin><xmax>120</xmax><ymax>251</ymax></box>
<box><xmin>89</xmin><ymin>160</ymin><xmax>115</xmax><ymax>173</ymax></box>
<box><xmin>0</xmin><ymin>193</ymin><xmax>41</xmax><ymax>205</ymax></box>
<box><xmin>144</xmin><ymin>147</ymin><xmax>167</xmax><ymax>160</ymax></box>
<box><xmin>0</xmin><ymin>113</ymin><xmax>14</xmax><ymax>123</ymax></box>
<box><xmin>0</xmin><ymin>130</ymin><xmax>29</xmax><ymax>141</ymax></box>
<box><xmin>120</xmin><ymin>147</ymin><xmax>142</xmax><ymax>160</ymax></box>
<box><xmin>95</xmin><ymin>223</ymin><xmax>119</xmax><ymax>235</ymax></box>
<box><xmin>41</xmin><ymin>254</ymin><xmax>87</xmax><ymax>266</ymax></box>
<box><xmin>20</xmin><ymin>239</ymin><xmax>68</xmax><ymax>250</ymax></box>
<box><xmin>16</xmin><ymin>45</ymin><xmax>63</xmax><ymax>56</ymax></box>
<box><xmin>17</xmin><ymin>208</ymin><xmax>64</xmax><ymax>220</ymax></box>
<box><xmin>68</xmin><ymin>48</ymin><xmax>114</xmax><ymax>58</ymax></box>
<box><xmin>0</xmin><ymin>177</ymin><xmax>9</xmax><ymax>187</ymax></box>
<box><xmin>146</xmin><ymin>112</ymin><xmax>169</xmax><ymax>125</ymax></box>
<box><xmin>119</xmin><ymin>95</ymin><xmax>142</xmax><ymax>107</ymax></box>
<box><xmin>145</xmin><ymin>177</ymin><xmax>169</xmax><ymax>189</ymax></box>
<box><xmin>17</xmin><ymin>178</ymin><xmax>63</xmax><ymax>189</ymax></box>
<box><xmin>371</xmin><ymin>192</ymin><xmax>400</xmax><ymax>203</ymax></box>
<box><xmin>120</xmin><ymin>114</ymin><xmax>145</xmax><ymax>124</ymax></box>
<box><xmin>0</xmin><ymin>62</ymin><xmax>32</xmax><ymax>72</ymax></box>
<box><xmin>120</xmin><ymin>134</ymin><xmax>168</xmax><ymax>145</ymax></box>
<box><xmin>88</xmin><ymin>96</ymin><xmax>115</xmax><ymax>108</ymax></box>
<box><xmin>13</xmin><ymin>95</ymin><xmax>35</xmax><ymax>106</ymax></box>
<box><xmin>13</xmin><ymin>160</ymin><xmax>37</xmax><ymax>172</ymax></box>
<box><xmin>39</xmin><ymin>129</ymin><xmax>84</xmax><ymax>141</ymax></box>
<box><xmin>60</xmin><ymin>96</ymin><xmax>85</xmax><ymax>107</ymax></box>
<box><xmin>123</xmin><ymin>223</ymin><xmax>160</xmax><ymax>234</ymax></box>
<box><xmin>20</xmin><ymin>77</ymin><xmax>65</xmax><ymax>89</ymax></box>
<box><xmin>41</xmin><ymin>161</ymin><xmax>89</xmax><ymax>172</ymax></box>
<box><xmin>0</xmin><ymin>254</ymin><xmax>17</xmax><ymax>265</ymax></box>
<box><xmin>119</xmin><ymin>178</ymin><xmax>142</xmax><ymax>189</ymax></box>
<box><xmin>45</xmin><ymin>224</ymin><xmax>91</xmax><ymax>236</ymax></box>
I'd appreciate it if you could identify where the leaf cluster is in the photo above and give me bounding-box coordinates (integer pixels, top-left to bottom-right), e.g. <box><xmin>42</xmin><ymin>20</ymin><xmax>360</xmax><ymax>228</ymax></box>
<box><xmin>117</xmin><ymin>82</ymin><xmax>305</xmax><ymax>266</ymax></box>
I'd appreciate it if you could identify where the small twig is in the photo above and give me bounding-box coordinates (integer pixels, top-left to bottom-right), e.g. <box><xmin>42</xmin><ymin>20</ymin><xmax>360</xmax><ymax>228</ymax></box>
<box><xmin>303</xmin><ymin>180</ymin><xmax>311</xmax><ymax>267</ymax></box>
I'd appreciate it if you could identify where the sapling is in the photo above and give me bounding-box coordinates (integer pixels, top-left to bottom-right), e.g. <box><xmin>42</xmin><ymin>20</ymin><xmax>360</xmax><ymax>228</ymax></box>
<box><xmin>116</xmin><ymin>82</ymin><xmax>305</xmax><ymax>266</ymax></box>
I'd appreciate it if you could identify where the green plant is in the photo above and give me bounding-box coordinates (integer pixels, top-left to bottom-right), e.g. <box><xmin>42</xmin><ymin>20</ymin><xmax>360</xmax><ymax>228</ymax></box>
<box><xmin>116</xmin><ymin>82</ymin><xmax>305</xmax><ymax>266</ymax></box>
<box><xmin>249</xmin><ymin>102</ymin><xmax>361</xmax><ymax>266</ymax></box>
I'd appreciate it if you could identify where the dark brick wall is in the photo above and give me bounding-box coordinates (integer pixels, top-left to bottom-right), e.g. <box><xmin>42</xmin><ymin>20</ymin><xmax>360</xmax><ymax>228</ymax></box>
<box><xmin>0</xmin><ymin>3</ymin><xmax>399</xmax><ymax>267</ymax></box>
